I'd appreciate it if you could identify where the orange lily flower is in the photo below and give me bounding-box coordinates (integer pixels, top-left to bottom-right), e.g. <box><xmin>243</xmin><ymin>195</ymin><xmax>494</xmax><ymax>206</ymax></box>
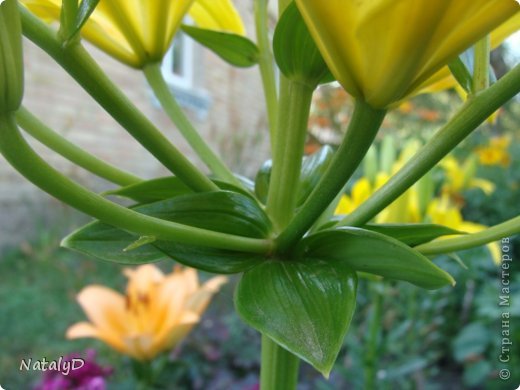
<box><xmin>67</xmin><ymin>264</ymin><xmax>227</xmax><ymax>361</ymax></box>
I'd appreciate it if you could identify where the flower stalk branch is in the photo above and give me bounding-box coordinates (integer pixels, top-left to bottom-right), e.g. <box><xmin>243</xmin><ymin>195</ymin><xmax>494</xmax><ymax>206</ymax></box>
<box><xmin>416</xmin><ymin>215</ymin><xmax>520</xmax><ymax>256</ymax></box>
<box><xmin>143</xmin><ymin>62</ymin><xmax>242</xmax><ymax>188</ymax></box>
<box><xmin>254</xmin><ymin>0</ymin><xmax>278</xmax><ymax>149</ymax></box>
<box><xmin>276</xmin><ymin>100</ymin><xmax>386</xmax><ymax>253</ymax></box>
<box><xmin>266</xmin><ymin>80</ymin><xmax>314</xmax><ymax>230</ymax></box>
<box><xmin>16</xmin><ymin>107</ymin><xmax>143</xmax><ymax>187</ymax></box>
<box><xmin>0</xmin><ymin>114</ymin><xmax>272</xmax><ymax>254</ymax></box>
<box><xmin>338</xmin><ymin>63</ymin><xmax>520</xmax><ymax>228</ymax></box>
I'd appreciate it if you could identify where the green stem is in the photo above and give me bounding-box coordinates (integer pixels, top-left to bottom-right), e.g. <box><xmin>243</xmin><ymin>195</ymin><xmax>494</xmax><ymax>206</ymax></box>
<box><xmin>364</xmin><ymin>283</ymin><xmax>384</xmax><ymax>390</ymax></box>
<box><xmin>0</xmin><ymin>113</ymin><xmax>272</xmax><ymax>254</ymax></box>
<box><xmin>339</xmin><ymin>63</ymin><xmax>520</xmax><ymax>228</ymax></box>
<box><xmin>260</xmin><ymin>335</ymin><xmax>300</xmax><ymax>390</ymax></box>
<box><xmin>266</xmin><ymin>81</ymin><xmax>314</xmax><ymax>230</ymax></box>
<box><xmin>254</xmin><ymin>0</ymin><xmax>278</xmax><ymax>151</ymax></box>
<box><xmin>20</xmin><ymin>6</ymin><xmax>217</xmax><ymax>193</ymax></box>
<box><xmin>143</xmin><ymin>62</ymin><xmax>242</xmax><ymax>188</ymax></box>
<box><xmin>416</xmin><ymin>215</ymin><xmax>520</xmax><ymax>256</ymax></box>
<box><xmin>16</xmin><ymin>107</ymin><xmax>142</xmax><ymax>187</ymax></box>
<box><xmin>276</xmin><ymin>100</ymin><xmax>386</xmax><ymax>253</ymax></box>
<box><xmin>473</xmin><ymin>35</ymin><xmax>490</xmax><ymax>93</ymax></box>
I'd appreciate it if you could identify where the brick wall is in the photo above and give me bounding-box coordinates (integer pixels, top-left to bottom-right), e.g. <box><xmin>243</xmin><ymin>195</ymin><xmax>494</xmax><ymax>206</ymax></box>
<box><xmin>0</xmin><ymin>1</ymin><xmax>271</xmax><ymax>250</ymax></box>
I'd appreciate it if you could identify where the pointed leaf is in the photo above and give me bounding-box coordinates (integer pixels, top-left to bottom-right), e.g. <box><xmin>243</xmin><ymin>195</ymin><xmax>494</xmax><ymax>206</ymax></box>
<box><xmin>363</xmin><ymin>223</ymin><xmax>464</xmax><ymax>246</ymax></box>
<box><xmin>62</xmin><ymin>221</ymin><xmax>164</xmax><ymax>264</ymax></box>
<box><xmin>273</xmin><ymin>2</ymin><xmax>330</xmax><ymax>85</ymax></box>
<box><xmin>136</xmin><ymin>191</ymin><xmax>271</xmax><ymax>238</ymax></box>
<box><xmin>73</xmin><ymin>0</ymin><xmax>100</xmax><ymax>38</ymax></box>
<box><xmin>182</xmin><ymin>25</ymin><xmax>259</xmax><ymax>67</ymax></box>
<box><xmin>297</xmin><ymin>227</ymin><xmax>455</xmax><ymax>289</ymax></box>
<box><xmin>64</xmin><ymin>191</ymin><xmax>271</xmax><ymax>273</ymax></box>
<box><xmin>448</xmin><ymin>48</ymin><xmax>474</xmax><ymax>93</ymax></box>
<box><xmin>235</xmin><ymin>260</ymin><xmax>357</xmax><ymax>376</ymax></box>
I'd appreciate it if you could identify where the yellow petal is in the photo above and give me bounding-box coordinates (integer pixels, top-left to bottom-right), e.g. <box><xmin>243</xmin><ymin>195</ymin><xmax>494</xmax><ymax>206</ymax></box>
<box><xmin>469</xmin><ymin>178</ymin><xmax>496</xmax><ymax>195</ymax></box>
<box><xmin>189</xmin><ymin>0</ymin><xmax>246</xmax><ymax>35</ymax></box>
<box><xmin>296</xmin><ymin>0</ymin><xmax>518</xmax><ymax>108</ymax></box>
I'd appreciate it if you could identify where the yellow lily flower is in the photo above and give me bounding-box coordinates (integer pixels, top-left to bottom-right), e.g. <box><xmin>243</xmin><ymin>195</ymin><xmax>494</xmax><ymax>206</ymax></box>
<box><xmin>417</xmin><ymin>12</ymin><xmax>520</xmax><ymax>95</ymax></box>
<box><xmin>425</xmin><ymin>194</ymin><xmax>501</xmax><ymax>264</ymax></box>
<box><xmin>295</xmin><ymin>0</ymin><xmax>518</xmax><ymax>108</ymax></box>
<box><xmin>475</xmin><ymin>135</ymin><xmax>512</xmax><ymax>167</ymax></box>
<box><xmin>439</xmin><ymin>155</ymin><xmax>495</xmax><ymax>197</ymax></box>
<box><xmin>22</xmin><ymin>0</ymin><xmax>245</xmax><ymax>68</ymax></box>
<box><xmin>67</xmin><ymin>264</ymin><xmax>227</xmax><ymax>361</ymax></box>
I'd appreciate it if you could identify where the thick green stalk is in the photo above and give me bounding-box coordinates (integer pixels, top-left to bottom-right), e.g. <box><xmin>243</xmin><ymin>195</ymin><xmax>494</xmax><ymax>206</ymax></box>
<box><xmin>254</xmin><ymin>0</ymin><xmax>278</xmax><ymax>150</ymax></box>
<box><xmin>20</xmin><ymin>7</ymin><xmax>217</xmax><ymax>193</ymax></box>
<box><xmin>260</xmin><ymin>335</ymin><xmax>300</xmax><ymax>390</ymax></box>
<box><xmin>416</xmin><ymin>215</ymin><xmax>520</xmax><ymax>256</ymax></box>
<box><xmin>339</xmin><ymin>63</ymin><xmax>520</xmax><ymax>228</ymax></box>
<box><xmin>266</xmin><ymin>81</ymin><xmax>314</xmax><ymax>230</ymax></box>
<box><xmin>0</xmin><ymin>113</ymin><xmax>272</xmax><ymax>254</ymax></box>
<box><xmin>143</xmin><ymin>63</ymin><xmax>242</xmax><ymax>187</ymax></box>
<box><xmin>276</xmin><ymin>100</ymin><xmax>386</xmax><ymax>253</ymax></box>
<box><xmin>16</xmin><ymin>107</ymin><xmax>142</xmax><ymax>187</ymax></box>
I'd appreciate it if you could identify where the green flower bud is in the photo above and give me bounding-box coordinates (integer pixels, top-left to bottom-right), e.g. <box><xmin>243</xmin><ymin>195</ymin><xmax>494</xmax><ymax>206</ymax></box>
<box><xmin>0</xmin><ymin>0</ymin><xmax>24</xmax><ymax>113</ymax></box>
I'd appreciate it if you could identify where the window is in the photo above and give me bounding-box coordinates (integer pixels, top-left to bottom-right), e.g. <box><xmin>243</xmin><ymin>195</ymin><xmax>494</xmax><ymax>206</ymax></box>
<box><xmin>161</xmin><ymin>30</ymin><xmax>194</xmax><ymax>90</ymax></box>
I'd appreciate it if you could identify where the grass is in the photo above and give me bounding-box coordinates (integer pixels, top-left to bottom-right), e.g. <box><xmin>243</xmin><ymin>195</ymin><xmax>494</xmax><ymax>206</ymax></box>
<box><xmin>0</xmin><ymin>230</ymin><xmax>132</xmax><ymax>388</ymax></box>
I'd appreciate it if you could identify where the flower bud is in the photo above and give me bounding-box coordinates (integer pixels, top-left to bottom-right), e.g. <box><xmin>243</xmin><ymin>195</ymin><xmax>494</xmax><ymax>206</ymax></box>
<box><xmin>0</xmin><ymin>0</ymin><xmax>24</xmax><ymax>113</ymax></box>
<box><xmin>296</xmin><ymin>0</ymin><xmax>518</xmax><ymax>108</ymax></box>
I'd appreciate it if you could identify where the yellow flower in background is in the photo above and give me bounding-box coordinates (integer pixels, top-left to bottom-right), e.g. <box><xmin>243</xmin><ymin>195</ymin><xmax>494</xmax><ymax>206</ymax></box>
<box><xmin>22</xmin><ymin>0</ymin><xmax>245</xmax><ymax>68</ymax></box>
<box><xmin>475</xmin><ymin>135</ymin><xmax>512</xmax><ymax>167</ymax></box>
<box><xmin>440</xmin><ymin>155</ymin><xmax>495</xmax><ymax>197</ymax></box>
<box><xmin>67</xmin><ymin>265</ymin><xmax>226</xmax><ymax>361</ymax></box>
<box><xmin>295</xmin><ymin>0</ymin><xmax>518</xmax><ymax>108</ymax></box>
<box><xmin>425</xmin><ymin>194</ymin><xmax>501</xmax><ymax>264</ymax></box>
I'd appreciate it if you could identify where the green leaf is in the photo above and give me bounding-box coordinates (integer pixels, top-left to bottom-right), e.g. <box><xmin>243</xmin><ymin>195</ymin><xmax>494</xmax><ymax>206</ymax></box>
<box><xmin>273</xmin><ymin>2</ymin><xmax>329</xmax><ymax>85</ymax></box>
<box><xmin>137</xmin><ymin>191</ymin><xmax>271</xmax><ymax>238</ymax></box>
<box><xmin>254</xmin><ymin>146</ymin><xmax>334</xmax><ymax>206</ymax></box>
<box><xmin>254</xmin><ymin>159</ymin><xmax>271</xmax><ymax>204</ymax></box>
<box><xmin>297</xmin><ymin>227</ymin><xmax>455</xmax><ymax>289</ymax></box>
<box><xmin>363</xmin><ymin>223</ymin><xmax>464</xmax><ymax>246</ymax></box>
<box><xmin>73</xmin><ymin>0</ymin><xmax>99</xmax><ymax>38</ymax></box>
<box><xmin>298</xmin><ymin>145</ymin><xmax>334</xmax><ymax>205</ymax></box>
<box><xmin>105</xmin><ymin>176</ymin><xmax>252</xmax><ymax>203</ymax></box>
<box><xmin>64</xmin><ymin>191</ymin><xmax>271</xmax><ymax>273</ymax></box>
<box><xmin>62</xmin><ymin>221</ymin><xmax>164</xmax><ymax>264</ymax></box>
<box><xmin>181</xmin><ymin>25</ymin><xmax>259</xmax><ymax>67</ymax></box>
<box><xmin>448</xmin><ymin>48</ymin><xmax>474</xmax><ymax>93</ymax></box>
<box><xmin>448</xmin><ymin>47</ymin><xmax>496</xmax><ymax>93</ymax></box>
<box><xmin>235</xmin><ymin>259</ymin><xmax>357</xmax><ymax>376</ymax></box>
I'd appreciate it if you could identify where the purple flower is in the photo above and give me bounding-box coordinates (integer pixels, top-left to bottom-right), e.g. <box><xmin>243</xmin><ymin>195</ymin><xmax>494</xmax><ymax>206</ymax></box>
<box><xmin>34</xmin><ymin>350</ymin><xmax>112</xmax><ymax>390</ymax></box>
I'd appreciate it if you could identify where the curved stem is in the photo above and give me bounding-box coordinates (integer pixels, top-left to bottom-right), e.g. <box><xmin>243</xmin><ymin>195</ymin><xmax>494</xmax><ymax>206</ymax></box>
<box><xmin>260</xmin><ymin>335</ymin><xmax>300</xmax><ymax>390</ymax></box>
<box><xmin>0</xmin><ymin>113</ymin><xmax>272</xmax><ymax>254</ymax></box>
<box><xmin>276</xmin><ymin>100</ymin><xmax>386</xmax><ymax>253</ymax></box>
<box><xmin>143</xmin><ymin>63</ymin><xmax>242</xmax><ymax>188</ymax></box>
<box><xmin>254</xmin><ymin>0</ymin><xmax>278</xmax><ymax>151</ymax></box>
<box><xmin>20</xmin><ymin>6</ymin><xmax>217</xmax><ymax>193</ymax></box>
<box><xmin>16</xmin><ymin>107</ymin><xmax>142</xmax><ymax>187</ymax></box>
<box><xmin>416</xmin><ymin>215</ymin><xmax>520</xmax><ymax>256</ymax></box>
<box><xmin>266</xmin><ymin>81</ymin><xmax>314</xmax><ymax>230</ymax></box>
<box><xmin>339</xmin><ymin>63</ymin><xmax>520</xmax><ymax>228</ymax></box>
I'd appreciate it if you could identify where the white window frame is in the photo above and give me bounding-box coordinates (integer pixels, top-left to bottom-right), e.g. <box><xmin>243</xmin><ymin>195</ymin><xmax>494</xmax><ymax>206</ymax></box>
<box><xmin>161</xmin><ymin>29</ymin><xmax>195</xmax><ymax>90</ymax></box>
